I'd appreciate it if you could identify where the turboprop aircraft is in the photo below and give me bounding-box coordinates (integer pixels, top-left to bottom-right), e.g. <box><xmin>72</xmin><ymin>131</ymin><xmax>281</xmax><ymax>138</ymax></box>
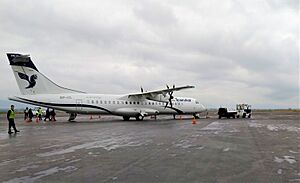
<box><xmin>6</xmin><ymin>53</ymin><xmax>206</xmax><ymax>121</ymax></box>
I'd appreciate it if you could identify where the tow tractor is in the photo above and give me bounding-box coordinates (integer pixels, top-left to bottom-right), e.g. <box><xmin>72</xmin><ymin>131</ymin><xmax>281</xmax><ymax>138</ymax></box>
<box><xmin>218</xmin><ymin>107</ymin><xmax>237</xmax><ymax>119</ymax></box>
<box><xmin>236</xmin><ymin>104</ymin><xmax>252</xmax><ymax>118</ymax></box>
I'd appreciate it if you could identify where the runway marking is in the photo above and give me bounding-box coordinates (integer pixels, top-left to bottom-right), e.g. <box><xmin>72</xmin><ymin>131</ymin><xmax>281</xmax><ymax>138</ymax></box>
<box><xmin>199</xmin><ymin>120</ymin><xmax>240</xmax><ymax>134</ymax></box>
<box><xmin>37</xmin><ymin>135</ymin><xmax>151</xmax><ymax>157</ymax></box>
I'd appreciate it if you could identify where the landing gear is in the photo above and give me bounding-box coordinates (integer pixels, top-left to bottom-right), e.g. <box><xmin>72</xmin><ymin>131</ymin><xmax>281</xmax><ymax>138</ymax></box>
<box><xmin>68</xmin><ymin>113</ymin><xmax>77</xmax><ymax>122</ymax></box>
<box><xmin>135</xmin><ymin>114</ymin><xmax>144</xmax><ymax>121</ymax></box>
<box><xmin>242</xmin><ymin>113</ymin><xmax>246</xmax><ymax>118</ymax></box>
<box><xmin>123</xmin><ymin>115</ymin><xmax>144</xmax><ymax>121</ymax></box>
<box><xmin>173</xmin><ymin>114</ymin><xmax>176</xmax><ymax>119</ymax></box>
<box><xmin>193</xmin><ymin>113</ymin><xmax>200</xmax><ymax>119</ymax></box>
<box><xmin>123</xmin><ymin>116</ymin><xmax>130</xmax><ymax>121</ymax></box>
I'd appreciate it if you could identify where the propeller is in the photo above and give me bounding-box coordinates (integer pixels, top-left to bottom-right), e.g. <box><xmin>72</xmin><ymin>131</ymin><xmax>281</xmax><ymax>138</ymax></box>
<box><xmin>164</xmin><ymin>84</ymin><xmax>175</xmax><ymax>109</ymax></box>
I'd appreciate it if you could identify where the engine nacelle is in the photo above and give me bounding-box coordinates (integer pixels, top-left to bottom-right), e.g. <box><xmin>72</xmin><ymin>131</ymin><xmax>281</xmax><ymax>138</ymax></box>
<box><xmin>146</xmin><ymin>94</ymin><xmax>169</xmax><ymax>102</ymax></box>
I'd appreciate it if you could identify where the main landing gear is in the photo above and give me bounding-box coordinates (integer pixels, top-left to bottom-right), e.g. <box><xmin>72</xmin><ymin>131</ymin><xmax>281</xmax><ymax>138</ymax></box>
<box><xmin>68</xmin><ymin>113</ymin><xmax>77</xmax><ymax>122</ymax></box>
<box><xmin>123</xmin><ymin>116</ymin><xmax>130</xmax><ymax>121</ymax></box>
<box><xmin>135</xmin><ymin>114</ymin><xmax>144</xmax><ymax>121</ymax></box>
<box><xmin>193</xmin><ymin>113</ymin><xmax>200</xmax><ymax>119</ymax></box>
<box><xmin>123</xmin><ymin>115</ymin><xmax>144</xmax><ymax>121</ymax></box>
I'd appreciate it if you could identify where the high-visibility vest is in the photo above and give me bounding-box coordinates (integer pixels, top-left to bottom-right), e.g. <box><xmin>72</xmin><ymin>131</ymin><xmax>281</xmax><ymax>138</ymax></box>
<box><xmin>9</xmin><ymin>109</ymin><xmax>15</xmax><ymax>119</ymax></box>
<box><xmin>38</xmin><ymin>108</ymin><xmax>42</xmax><ymax>115</ymax></box>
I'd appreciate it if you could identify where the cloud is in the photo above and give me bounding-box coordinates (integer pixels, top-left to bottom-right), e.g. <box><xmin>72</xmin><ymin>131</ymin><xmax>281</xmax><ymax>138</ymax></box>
<box><xmin>0</xmin><ymin>0</ymin><xmax>298</xmax><ymax>109</ymax></box>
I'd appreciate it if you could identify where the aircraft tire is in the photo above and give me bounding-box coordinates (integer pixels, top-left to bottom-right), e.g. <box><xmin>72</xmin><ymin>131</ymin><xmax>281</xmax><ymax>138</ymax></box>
<box><xmin>123</xmin><ymin>116</ymin><xmax>130</xmax><ymax>121</ymax></box>
<box><xmin>135</xmin><ymin>115</ymin><xmax>144</xmax><ymax>121</ymax></box>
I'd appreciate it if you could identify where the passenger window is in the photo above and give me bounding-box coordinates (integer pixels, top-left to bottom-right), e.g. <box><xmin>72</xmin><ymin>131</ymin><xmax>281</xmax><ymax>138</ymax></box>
<box><xmin>108</xmin><ymin>101</ymin><xmax>111</xmax><ymax>104</ymax></box>
<box><xmin>117</xmin><ymin>101</ymin><xmax>119</xmax><ymax>104</ymax></box>
<box><xmin>133</xmin><ymin>101</ymin><xmax>136</xmax><ymax>105</ymax></box>
<box><xmin>113</xmin><ymin>101</ymin><xmax>115</xmax><ymax>104</ymax></box>
<box><xmin>104</xmin><ymin>101</ymin><xmax>107</xmax><ymax>104</ymax></box>
<box><xmin>152</xmin><ymin>102</ymin><xmax>154</xmax><ymax>105</ymax></box>
<box><xmin>125</xmin><ymin>101</ymin><xmax>128</xmax><ymax>104</ymax></box>
<box><xmin>96</xmin><ymin>100</ymin><xmax>98</xmax><ymax>104</ymax></box>
<box><xmin>100</xmin><ymin>100</ymin><xmax>102</xmax><ymax>104</ymax></box>
<box><xmin>137</xmin><ymin>102</ymin><xmax>140</xmax><ymax>105</ymax></box>
<box><xmin>121</xmin><ymin>101</ymin><xmax>124</xmax><ymax>104</ymax></box>
<box><xmin>129</xmin><ymin>101</ymin><xmax>132</xmax><ymax>104</ymax></box>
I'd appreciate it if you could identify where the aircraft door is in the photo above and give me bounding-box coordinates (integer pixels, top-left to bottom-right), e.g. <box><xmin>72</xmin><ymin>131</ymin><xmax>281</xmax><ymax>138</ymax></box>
<box><xmin>76</xmin><ymin>99</ymin><xmax>83</xmax><ymax>111</ymax></box>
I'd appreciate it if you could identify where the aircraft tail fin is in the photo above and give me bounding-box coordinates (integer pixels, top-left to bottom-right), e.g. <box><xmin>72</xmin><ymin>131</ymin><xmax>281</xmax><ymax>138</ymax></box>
<box><xmin>7</xmin><ymin>53</ymin><xmax>84</xmax><ymax>95</ymax></box>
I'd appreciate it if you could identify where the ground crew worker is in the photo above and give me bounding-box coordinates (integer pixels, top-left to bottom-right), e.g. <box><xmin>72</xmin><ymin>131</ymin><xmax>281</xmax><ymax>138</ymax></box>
<box><xmin>38</xmin><ymin>107</ymin><xmax>42</xmax><ymax>121</ymax></box>
<box><xmin>50</xmin><ymin>109</ymin><xmax>56</xmax><ymax>121</ymax></box>
<box><xmin>7</xmin><ymin>105</ymin><xmax>20</xmax><ymax>134</ymax></box>
<box><xmin>28</xmin><ymin>108</ymin><xmax>33</xmax><ymax>122</ymax></box>
<box><xmin>35</xmin><ymin>109</ymin><xmax>39</xmax><ymax>123</ymax></box>
<box><xmin>44</xmin><ymin>108</ymin><xmax>51</xmax><ymax>121</ymax></box>
<box><xmin>24</xmin><ymin>107</ymin><xmax>29</xmax><ymax>121</ymax></box>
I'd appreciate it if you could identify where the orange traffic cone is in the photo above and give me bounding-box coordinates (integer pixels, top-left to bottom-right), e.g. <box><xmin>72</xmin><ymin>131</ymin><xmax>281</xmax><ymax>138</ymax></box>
<box><xmin>192</xmin><ymin>117</ymin><xmax>196</xmax><ymax>124</ymax></box>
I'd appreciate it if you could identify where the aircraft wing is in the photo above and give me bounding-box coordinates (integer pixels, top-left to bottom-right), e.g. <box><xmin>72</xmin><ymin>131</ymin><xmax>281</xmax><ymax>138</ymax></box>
<box><xmin>122</xmin><ymin>85</ymin><xmax>195</xmax><ymax>99</ymax></box>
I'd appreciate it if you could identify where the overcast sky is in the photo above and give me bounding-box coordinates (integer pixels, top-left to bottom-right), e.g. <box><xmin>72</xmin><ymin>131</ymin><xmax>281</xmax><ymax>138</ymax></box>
<box><xmin>0</xmin><ymin>0</ymin><xmax>299</xmax><ymax>109</ymax></box>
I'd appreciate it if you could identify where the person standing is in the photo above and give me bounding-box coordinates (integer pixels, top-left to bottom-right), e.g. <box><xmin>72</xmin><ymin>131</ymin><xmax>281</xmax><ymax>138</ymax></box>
<box><xmin>7</xmin><ymin>105</ymin><xmax>20</xmax><ymax>134</ymax></box>
<box><xmin>38</xmin><ymin>107</ymin><xmax>42</xmax><ymax>121</ymax></box>
<box><xmin>24</xmin><ymin>107</ymin><xmax>29</xmax><ymax>121</ymax></box>
<box><xmin>44</xmin><ymin>108</ymin><xmax>51</xmax><ymax>121</ymax></box>
<box><xmin>50</xmin><ymin>109</ymin><xmax>56</xmax><ymax>121</ymax></box>
<box><xmin>28</xmin><ymin>108</ymin><xmax>33</xmax><ymax>122</ymax></box>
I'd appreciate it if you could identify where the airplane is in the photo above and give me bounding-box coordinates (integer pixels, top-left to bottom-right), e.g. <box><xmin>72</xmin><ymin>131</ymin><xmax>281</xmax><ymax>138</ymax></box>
<box><xmin>6</xmin><ymin>53</ymin><xmax>206</xmax><ymax>121</ymax></box>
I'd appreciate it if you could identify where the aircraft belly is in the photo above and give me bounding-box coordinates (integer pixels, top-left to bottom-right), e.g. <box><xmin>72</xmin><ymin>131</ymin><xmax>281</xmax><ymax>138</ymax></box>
<box><xmin>115</xmin><ymin>108</ymin><xmax>159</xmax><ymax>116</ymax></box>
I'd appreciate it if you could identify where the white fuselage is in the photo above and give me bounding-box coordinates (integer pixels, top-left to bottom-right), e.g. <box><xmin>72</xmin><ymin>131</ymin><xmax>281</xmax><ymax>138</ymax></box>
<box><xmin>10</xmin><ymin>93</ymin><xmax>206</xmax><ymax>117</ymax></box>
<box><xmin>6</xmin><ymin>53</ymin><xmax>206</xmax><ymax>120</ymax></box>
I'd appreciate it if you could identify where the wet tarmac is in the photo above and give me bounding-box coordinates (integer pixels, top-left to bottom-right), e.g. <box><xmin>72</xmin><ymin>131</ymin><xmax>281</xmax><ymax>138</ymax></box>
<box><xmin>0</xmin><ymin>111</ymin><xmax>299</xmax><ymax>183</ymax></box>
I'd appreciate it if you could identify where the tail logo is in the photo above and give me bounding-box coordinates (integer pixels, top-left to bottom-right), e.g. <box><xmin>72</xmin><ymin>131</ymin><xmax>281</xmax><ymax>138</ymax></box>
<box><xmin>17</xmin><ymin>72</ymin><xmax>37</xmax><ymax>89</ymax></box>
